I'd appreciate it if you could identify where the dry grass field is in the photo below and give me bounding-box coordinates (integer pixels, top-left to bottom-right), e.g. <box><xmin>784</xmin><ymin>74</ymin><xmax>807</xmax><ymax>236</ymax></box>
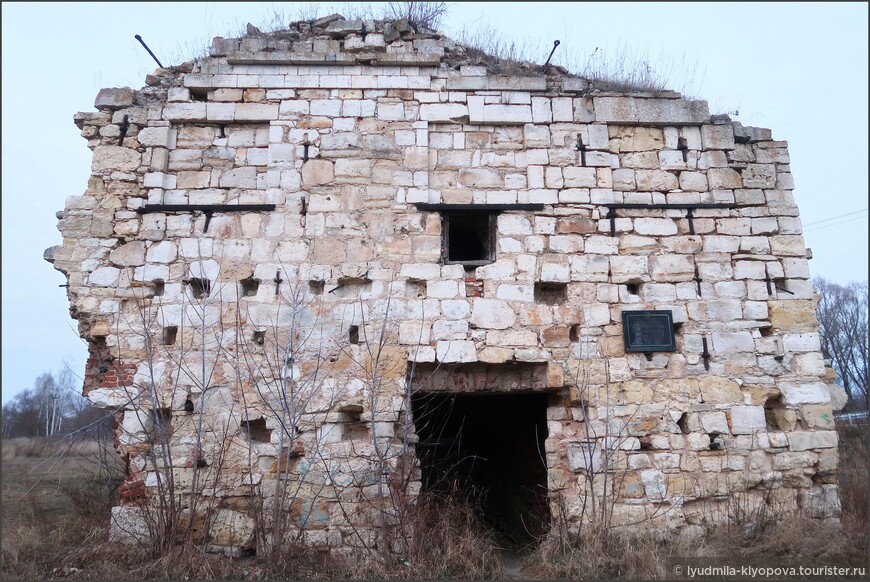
<box><xmin>1</xmin><ymin>428</ymin><xmax>866</xmax><ymax>580</ymax></box>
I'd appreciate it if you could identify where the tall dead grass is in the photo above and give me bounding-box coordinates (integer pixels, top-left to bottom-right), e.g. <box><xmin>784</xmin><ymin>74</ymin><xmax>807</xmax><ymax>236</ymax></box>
<box><xmin>2</xmin><ymin>426</ymin><xmax>865</xmax><ymax>579</ymax></box>
<box><xmin>525</xmin><ymin>422</ymin><xmax>868</xmax><ymax>579</ymax></box>
<box><xmin>2</xmin><ymin>436</ymin><xmax>103</xmax><ymax>460</ymax></box>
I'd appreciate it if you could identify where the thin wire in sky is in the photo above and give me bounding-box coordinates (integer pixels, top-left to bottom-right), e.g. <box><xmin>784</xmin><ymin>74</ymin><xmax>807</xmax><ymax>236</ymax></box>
<box><xmin>804</xmin><ymin>213</ymin><xmax>868</xmax><ymax>233</ymax></box>
<box><xmin>803</xmin><ymin>208</ymin><xmax>868</xmax><ymax>228</ymax></box>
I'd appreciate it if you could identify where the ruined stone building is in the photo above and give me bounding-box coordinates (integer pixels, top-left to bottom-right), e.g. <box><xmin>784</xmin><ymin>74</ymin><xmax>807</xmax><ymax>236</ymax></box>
<box><xmin>47</xmin><ymin>15</ymin><xmax>843</xmax><ymax>554</ymax></box>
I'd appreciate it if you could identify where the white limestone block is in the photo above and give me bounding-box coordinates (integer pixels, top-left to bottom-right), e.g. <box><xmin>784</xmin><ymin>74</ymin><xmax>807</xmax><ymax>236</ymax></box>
<box><xmin>470</xmin><ymin>299</ymin><xmax>517</xmax><ymax>329</ymax></box>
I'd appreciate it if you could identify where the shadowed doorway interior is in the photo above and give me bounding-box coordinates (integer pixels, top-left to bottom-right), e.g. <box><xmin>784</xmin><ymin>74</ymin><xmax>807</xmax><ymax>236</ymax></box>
<box><xmin>411</xmin><ymin>391</ymin><xmax>550</xmax><ymax>546</ymax></box>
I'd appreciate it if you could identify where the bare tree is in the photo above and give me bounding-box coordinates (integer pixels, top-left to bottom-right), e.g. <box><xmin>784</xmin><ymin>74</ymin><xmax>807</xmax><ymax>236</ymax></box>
<box><xmin>2</xmin><ymin>368</ymin><xmax>86</xmax><ymax>438</ymax></box>
<box><xmin>814</xmin><ymin>277</ymin><xmax>868</xmax><ymax>411</ymax></box>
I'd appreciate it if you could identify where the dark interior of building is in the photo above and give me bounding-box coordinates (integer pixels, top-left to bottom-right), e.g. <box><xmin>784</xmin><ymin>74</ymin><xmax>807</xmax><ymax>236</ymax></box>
<box><xmin>411</xmin><ymin>391</ymin><xmax>551</xmax><ymax>546</ymax></box>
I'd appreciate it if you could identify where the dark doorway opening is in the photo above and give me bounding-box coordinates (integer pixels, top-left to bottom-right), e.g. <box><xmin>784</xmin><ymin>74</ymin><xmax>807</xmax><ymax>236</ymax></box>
<box><xmin>411</xmin><ymin>391</ymin><xmax>550</xmax><ymax>546</ymax></box>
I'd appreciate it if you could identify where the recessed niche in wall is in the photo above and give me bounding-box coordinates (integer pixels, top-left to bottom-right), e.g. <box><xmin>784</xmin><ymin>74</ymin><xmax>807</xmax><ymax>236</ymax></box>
<box><xmin>405</xmin><ymin>280</ymin><xmax>426</xmax><ymax>299</ymax></box>
<box><xmin>535</xmin><ymin>282</ymin><xmax>567</xmax><ymax>305</ymax></box>
<box><xmin>253</xmin><ymin>330</ymin><xmax>266</xmax><ymax>346</ymax></box>
<box><xmin>152</xmin><ymin>279</ymin><xmax>165</xmax><ymax>296</ymax></box>
<box><xmin>349</xmin><ymin>325</ymin><xmax>360</xmax><ymax>344</ymax></box>
<box><xmin>309</xmin><ymin>280</ymin><xmax>325</xmax><ymax>295</ymax></box>
<box><xmin>240</xmin><ymin>418</ymin><xmax>271</xmax><ymax>443</ymax></box>
<box><xmin>240</xmin><ymin>277</ymin><xmax>260</xmax><ymax>297</ymax></box>
<box><xmin>162</xmin><ymin>326</ymin><xmax>178</xmax><ymax>346</ymax></box>
<box><xmin>187</xmin><ymin>278</ymin><xmax>211</xmax><ymax>299</ymax></box>
<box><xmin>189</xmin><ymin>88</ymin><xmax>209</xmax><ymax>101</ymax></box>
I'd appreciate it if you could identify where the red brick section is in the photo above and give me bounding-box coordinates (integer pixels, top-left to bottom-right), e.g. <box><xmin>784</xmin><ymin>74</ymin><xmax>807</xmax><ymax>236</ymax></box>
<box><xmin>119</xmin><ymin>477</ymin><xmax>147</xmax><ymax>505</ymax></box>
<box><xmin>464</xmin><ymin>275</ymin><xmax>483</xmax><ymax>298</ymax></box>
<box><xmin>83</xmin><ymin>339</ymin><xmax>136</xmax><ymax>395</ymax></box>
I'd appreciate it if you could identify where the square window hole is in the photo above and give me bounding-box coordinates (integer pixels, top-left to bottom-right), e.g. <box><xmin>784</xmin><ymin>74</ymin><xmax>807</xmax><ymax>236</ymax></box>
<box><xmin>534</xmin><ymin>282</ymin><xmax>567</xmax><ymax>305</ymax></box>
<box><xmin>253</xmin><ymin>330</ymin><xmax>265</xmax><ymax>346</ymax></box>
<box><xmin>240</xmin><ymin>276</ymin><xmax>259</xmax><ymax>297</ymax></box>
<box><xmin>309</xmin><ymin>280</ymin><xmax>325</xmax><ymax>295</ymax></box>
<box><xmin>240</xmin><ymin>418</ymin><xmax>271</xmax><ymax>443</ymax></box>
<box><xmin>162</xmin><ymin>326</ymin><xmax>178</xmax><ymax>346</ymax></box>
<box><xmin>152</xmin><ymin>279</ymin><xmax>165</xmax><ymax>296</ymax></box>
<box><xmin>443</xmin><ymin>213</ymin><xmax>495</xmax><ymax>266</ymax></box>
<box><xmin>349</xmin><ymin>325</ymin><xmax>360</xmax><ymax>344</ymax></box>
<box><xmin>187</xmin><ymin>278</ymin><xmax>211</xmax><ymax>299</ymax></box>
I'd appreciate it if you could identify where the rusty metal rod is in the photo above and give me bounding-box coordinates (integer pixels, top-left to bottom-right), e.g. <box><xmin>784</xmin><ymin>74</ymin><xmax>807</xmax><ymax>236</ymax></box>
<box><xmin>135</xmin><ymin>34</ymin><xmax>163</xmax><ymax>68</ymax></box>
<box><xmin>545</xmin><ymin>40</ymin><xmax>561</xmax><ymax>66</ymax></box>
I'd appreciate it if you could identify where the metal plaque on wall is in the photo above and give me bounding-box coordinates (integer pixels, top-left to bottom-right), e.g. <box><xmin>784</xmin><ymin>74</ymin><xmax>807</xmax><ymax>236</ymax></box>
<box><xmin>621</xmin><ymin>310</ymin><xmax>676</xmax><ymax>352</ymax></box>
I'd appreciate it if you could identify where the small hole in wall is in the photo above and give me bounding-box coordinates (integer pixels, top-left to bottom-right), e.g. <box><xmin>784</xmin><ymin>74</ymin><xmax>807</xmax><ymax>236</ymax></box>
<box><xmin>759</xmin><ymin>325</ymin><xmax>773</xmax><ymax>337</ymax></box>
<box><xmin>152</xmin><ymin>279</ymin><xmax>165</xmax><ymax>296</ymax></box>
<box><xmin>188</xmin><ymin>278</ymin><xmax>211</xmax><ymax>299</ymax></box>
<box><xmin>625</xmin><ymin>283</ymin><xmax>640</xmax><ymax>295</ymax></box>
<box><xmin>349</xmin><ymin>325</ymin><xmax>360</xmax><ymax>344</ymax></box>
<box><xmin>639</xmin><ymin>436</ymin><xmax>652</xmax><ymax>450</ymax></box>
<box><xmin>708</xmin><ymin>434</ymin><xmax>723</xmax><ymax>450</ymax></box>
<box><xmin>764</xmin><ymin>393</ymin><xmax>793</xmax><ymax>431</ymax></box>
<box><xmin>569</xmin><ymin>325</ymin><xmax>580</xmax><ymax>342</ymax></box>
<box><xmin>162</xmin><ymin>326</ymin><xmax>178</xmax><ymax>346</ymax></box>
<box><xmin>189</xmin><ymin>88</ymin><xmax>208</xmax><ymax>102</ymax></box>
<box><xmin>253</xmin><ymin>331</ymin><xmax>265</xmax><ymax>346</ymax></box>
<box><xmin>240</xmin><ymin>418</ymin><xmax>271</xmax><ymax>443</ymax></box>
<box><xmin>534</xmin><ymin>282</ymin><xmax>567</xmax><ymax>306</ymax></box>
<box><xmin>677</xmin><ymin>413</ymin><xmax>690</xmax><ymax>434</ymax></box>
<box><xmin>240</xmin><ymin>277</ymin><xmax>260</xmax><ymax>297</ymax></box>
<box><xmin>405</xmin><ymin>280</ymin><xmax>426</xmax><ymax>299</ymax></box>
<box><xmin>309</xmin><ymin>280</ymin><xmax>325</xmax><ymax>295</ymax></box>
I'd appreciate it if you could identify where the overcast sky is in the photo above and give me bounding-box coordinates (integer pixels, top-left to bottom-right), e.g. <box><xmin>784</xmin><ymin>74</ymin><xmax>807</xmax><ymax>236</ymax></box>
<box><xmin>2</xmin><ymin>2</ymin><xmax>867</xmax><ymax>404</ymax></box>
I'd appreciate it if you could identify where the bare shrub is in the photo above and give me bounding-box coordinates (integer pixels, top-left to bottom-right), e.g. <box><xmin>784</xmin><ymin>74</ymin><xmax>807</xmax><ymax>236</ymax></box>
<box><xmin>384</xmin><ymin>2</ymin><xmax>448</xmax><ymax>30</ymax></box>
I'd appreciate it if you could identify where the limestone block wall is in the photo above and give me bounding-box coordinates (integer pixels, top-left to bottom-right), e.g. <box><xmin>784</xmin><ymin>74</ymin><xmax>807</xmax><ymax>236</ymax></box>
<box><xmin>47</xmin><ymin>16</ymin><xmax>840</xmax><ymax>553</ymax></box>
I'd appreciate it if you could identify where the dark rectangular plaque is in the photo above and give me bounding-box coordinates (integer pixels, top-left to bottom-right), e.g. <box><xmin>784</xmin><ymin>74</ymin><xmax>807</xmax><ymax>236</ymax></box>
<box><xmin>622</xmin><ymin>310</ymin><xmax>676</xmax><ymax>353</ymax></box>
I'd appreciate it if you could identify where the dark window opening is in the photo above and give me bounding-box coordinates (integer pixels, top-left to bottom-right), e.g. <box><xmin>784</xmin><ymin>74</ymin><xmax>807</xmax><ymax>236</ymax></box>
<box><xmin>240</xmin><ymin>277</ymin><xmax>260</xmax><ymax>297</ymax></box>
<box><xmin>240</xmin><ymin>418</ymin><xmax>271</xmax><ymax>443</ymax></box>
<box><xmin>349</xmin><ymin>325</ymin><xmax>360</xmax><ymax>344</ymax></box>
<box><xmin>759</xmin><ymin>324</ymin><xmax>773</xmax><ymax>337</ymax></box>
<box><xmin>443</xmin><ymin>213</ymin><xmax>495</xmax><ymax>266</ymax></box>
<box><xmin>253</xmin><ymin>330</ymin><xmax>266</xmax><ymax>346</ymax></box>
<box><xmin>309</xmin><ymin>280</ymin><xmax>325</xmax><ymax>295</ymax></box>
<box><xmin>187</xmin><ymin>278</ymin><xmax>211</xmax><ymax>299</ymax></box>
<box><xmin>625</xmin><ymin>282</ymin><xmax>640</xmax><ymax>295</ymax></box>
<box><xmin>569</xmin><ymin>325</ymin><xmax>580</xmax><ymax>343</ymax></box>
<box><xmin>189</xmin><ymin>88</ymin><xmax>209</xmax><ymax>101</ymax></box>
<box><xmin>162</xmin><ymin>326</ymin><xmax>178</xmax><ymax>346</ymax></box>
<box><xmin>412</xmin><ymin>391</ymin><xmax>551</xmax><ymax>546</ymax></box>
<box><xmin>535</xmin><ymin>282</ymin><xmax>568</xmax><ymax>305</ymax></box>
<box><xmin>152</xmin><ymin>279</ymin><xmax>165</xmax><ymax>296</ymax></box>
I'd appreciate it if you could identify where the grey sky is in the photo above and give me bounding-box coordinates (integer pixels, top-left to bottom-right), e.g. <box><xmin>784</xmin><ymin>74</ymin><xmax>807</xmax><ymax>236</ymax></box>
<box><xmin>2</xmin><ymin>2</ymin><xmax>867</xmax><ymax>404</ymax></box>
